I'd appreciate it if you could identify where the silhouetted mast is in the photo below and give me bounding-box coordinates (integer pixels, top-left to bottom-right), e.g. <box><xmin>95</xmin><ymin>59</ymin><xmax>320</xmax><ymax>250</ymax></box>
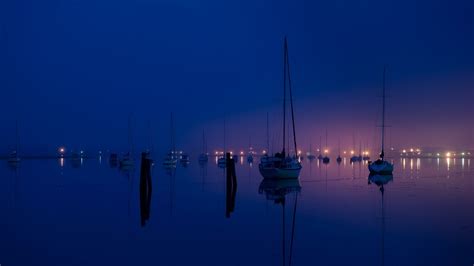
<box><xmin>381</xmin><ymin>66</ymin><xmax>386</xmax><ymax>160</ymax></box>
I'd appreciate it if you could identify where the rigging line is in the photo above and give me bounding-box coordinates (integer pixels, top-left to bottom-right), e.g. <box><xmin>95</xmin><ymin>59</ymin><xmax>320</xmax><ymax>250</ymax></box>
<box><xmin>288</xmin><ymin>193</ymin><xmax>298</xmax><ymax>266</ymax></box>
<box><xmin>286</xmin><ymin>37</ymin><xmax>298</xmax><ymax>155</ymax></box>
<box><xmin>282</xmin><ymin>37</ymin><xmax>288</xmax><ymax>155</ymax></box>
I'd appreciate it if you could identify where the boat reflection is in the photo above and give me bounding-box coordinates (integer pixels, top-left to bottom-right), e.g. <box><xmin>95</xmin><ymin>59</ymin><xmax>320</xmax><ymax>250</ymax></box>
<box><xmin>258</xmin><ymin>178</ymin><xmax>301</xmax><ymax>266</ymax></box>
<box><xmin>368</xmin><ymin>173</ymin><xmax>393</xmax><ymax>266</ymax></box>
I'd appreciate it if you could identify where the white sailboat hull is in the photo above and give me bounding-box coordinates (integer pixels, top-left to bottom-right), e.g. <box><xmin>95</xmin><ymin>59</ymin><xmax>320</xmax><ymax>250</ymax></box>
<box><xmin>368</xmin><ymin>160</ymin><xmax>394</xmax><ymax>174</ymax></box>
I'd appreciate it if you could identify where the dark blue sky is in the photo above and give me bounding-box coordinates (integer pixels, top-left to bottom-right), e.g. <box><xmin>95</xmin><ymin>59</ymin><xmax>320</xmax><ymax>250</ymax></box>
<box><xmin>1</xmin><ymin>0</ymin><xmax>473</xmax><ymax>154</ymax></box>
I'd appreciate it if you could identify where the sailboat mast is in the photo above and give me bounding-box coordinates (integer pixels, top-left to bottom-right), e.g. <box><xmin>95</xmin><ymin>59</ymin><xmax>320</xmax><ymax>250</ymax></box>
<box><xmin>15</xmin><ymin>120</ymin><xmax>19</xmax><ymax>154</ymax></box>
<box><xmin>282</xmin><ymin>38</ymin><xmax>287</xmax><ymax>155</ymax></box>
<box><xmin>128</xmin><ymin>115</ymin><xmax>133</xmax><ymax>155</ymax></box>
<box><xmin>170</xmin><ymin>113</ymin><xmax>175</xmax><ymax>152</ymax></box>
<box><xmin>266</xmin><ymin>112</ymin><xmax>270</xmax><ymax>154</ymax></box>
<box><xmin>286</xmin><ymin>37</ymin><xmax>298</xmax><ymax>155</ymax></box>
<box><xmin>381</xmin><ymin>66</ymin><xmax>386</xmax><ymax>159</ymax></box>
<box><xmin>224</xmin><ymin>119</ymin><xmax>226</xmax><ymax>156</ymax></box>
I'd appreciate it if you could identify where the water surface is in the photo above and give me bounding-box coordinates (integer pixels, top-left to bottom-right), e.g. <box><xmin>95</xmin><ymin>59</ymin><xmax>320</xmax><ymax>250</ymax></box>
<box><xmin>0</xmin><ymin>156</ymin><xmax>472</xmax><ymax>266</ymax></box>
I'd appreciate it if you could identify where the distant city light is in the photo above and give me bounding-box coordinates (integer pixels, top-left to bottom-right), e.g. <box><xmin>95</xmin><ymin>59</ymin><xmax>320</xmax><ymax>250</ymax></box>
<box><xmin>410</xmin><ymin>148</ymin><xmax>414</xmax><ymax>153</ymax></box>
<box><xmin>58</xmin><ymin>147</ymin><xmax>65</xmax><ymax>154</ymax></box>
<box><xmin>446</xmin><ymin>152</ymin><xmax>451</xmax><ymax>157</ymax></box>
<box><xmin>402</xmin><ymin>150</ymin><xmax>406</xmax><ymax>153</ymax></box>
<box><xmin>324</xmin><ymin>149</ymin><xmax>329</xmax><ymax>154</ymax></box>
<box><xmin>350</xmin><ymin>150</ymin><xmax>354</xmax><ymax>155</ymax></box>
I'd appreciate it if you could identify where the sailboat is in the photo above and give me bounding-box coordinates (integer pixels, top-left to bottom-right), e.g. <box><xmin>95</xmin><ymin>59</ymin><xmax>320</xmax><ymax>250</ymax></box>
<box><xmin>119</xmin><ymin>116</ymin><xmax>135</xmax><ymax>168</ymax></box>
<box><xmin>163</xmin><ymin>113</ymin><xmax>178</xmax><ymax>168</ymax></box>
<box><xmin>368</xmin><ymin>67</ymin><xmax>394</xmax><ymax>175</ymax></box>
<box><xmin>259</xmin><ymin>37</ymin><xmax>302</xmax><ymax>179</ymax></box>
<box><xmin>307</xmin><ymin>141</ymin><xmax>316</xmax><ymax>161</ymax></box>
<box><xmin>246</xmin><ymin>136</ymin><xmax>254</xmax><ymax>163</ymax></box>
<box><xmin>336</xmin><ymin>138</ymin><xmax>342</xmax><ymax>164</ymax></box>
<box><xmin>217</xmin><ymin>120</ymin><xmax>227</xmax><ymax>168</ymax></box>
<box><xmin>362</xmin><ymin>140</ymin><xmax>370</xmax><ymax>161</ymax></box>
<box><xmin>198</xmin><ymin>131</ymin><xmax>209</xmax><ymax>164</ymax></box>
<box><xmin>8</xmin><ymin>121</ymin><xmax>20</xmax><ymax>164</ymax></box>
<box><xmin>322</xmin><ymin>130</ymin><xmax>330</xmax><ymax>164</ymax></box>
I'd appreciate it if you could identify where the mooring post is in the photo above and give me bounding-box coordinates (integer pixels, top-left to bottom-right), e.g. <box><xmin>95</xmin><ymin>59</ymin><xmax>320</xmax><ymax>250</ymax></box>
<box><xmin>140</xmin><ymin>152</ymin><xmax>152</xmax><ymax>226</ymax></box>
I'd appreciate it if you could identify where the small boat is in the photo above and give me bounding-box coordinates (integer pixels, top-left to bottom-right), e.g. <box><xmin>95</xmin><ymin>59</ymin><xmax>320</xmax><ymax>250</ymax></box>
<box><xmin>307</xmin><ymin>141</ymin><xmax>316</xmax><ymax>161</ymax></box>
<box><xmin>368</xmin><ymin>66</ymin><xmax>394</xmax><ymax>175</ymax></box>
<box><xmin>258</xmin><ymin>37</ymin><xmax>302</xmax><ymax>180</ymax></box>
<box><xmin>336</xmin><ymin>138</ymin><xmax>342</xmax><ymax>164</ymax></box>
<box><xmin>247</xmin><ymin>154</ymin><xmax>254</xmax><ymax>163</ymax></box>
<box><xmin>8</xmin><ymin>121</ymin><xmax>20</xmax><ymax>164</ymax></box>
<box><xmin>8</xmin><ymin>151</ymin><xmax>20</xmax><ymax>164</ymax></box>
<box><xmin>198</xmin><ymin>131</ymin><xmax>208</xmax><ymax>164</ymax></box>
<box><xmin>119</xmin><ymin>152</ymin><xmax>134</xmax><ymax>168</ymax></box>
<box><xmin>119</xmin><ymin>116</ymin><xmax>135</xmax><ymax>168</ymax></box>
<box><xmin>164</xmin><ymin>113</ymin><xmax>178</xmax><ymax>168</ymax></box>
<box><xmin>322</xmin><ymin>156</ymin><xmax>330</xmax><ymax>164</ymax></box>
<box><xmin>217</xmin><ymin>157</ymin><xmax>226</xmax><ymax>168</ymax></box>
<box><xmin>350</xmin><ymin>155</ymin><xmax>361</xmax><ymax>163</ymax></box>
<box><xmin>322</xmin><ymin>130</ymin><xmax>330</xmax><ymax>164</ymax></box>
<box><xmin>180</xmin><ymin>153</ymin><xmax>190</xmax><ymax>165</ymax></box>
<box><xmin>198</xmin><ymin>153</ymin><xmax>208</xmax><ymax>163</ymax></box>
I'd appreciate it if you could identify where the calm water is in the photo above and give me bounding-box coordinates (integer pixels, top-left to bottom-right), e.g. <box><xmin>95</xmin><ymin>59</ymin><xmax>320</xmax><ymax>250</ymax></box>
<box><xmin>1</xmin><ymin>156</ymin><xmax>473</xmax><ymax>266</ymax></box>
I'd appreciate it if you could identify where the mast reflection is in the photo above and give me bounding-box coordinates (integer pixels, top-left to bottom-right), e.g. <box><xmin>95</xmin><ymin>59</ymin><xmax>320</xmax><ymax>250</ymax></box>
<box><xmin>258</xmin><ymin>178</ymin><xmax>301</xmax><ymax>266</ymax></box>
<box><xmin>368</xmin><ymin>173</ymin><xmax>393</xmax><ymax>266</ymax></box>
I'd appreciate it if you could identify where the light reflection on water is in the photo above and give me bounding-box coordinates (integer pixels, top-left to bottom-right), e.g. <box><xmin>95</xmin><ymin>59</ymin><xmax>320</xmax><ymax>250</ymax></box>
<box><xmin>0</xmin><ymin>156</ymin><xmax>472</xmax><ymax>266</ymax></box>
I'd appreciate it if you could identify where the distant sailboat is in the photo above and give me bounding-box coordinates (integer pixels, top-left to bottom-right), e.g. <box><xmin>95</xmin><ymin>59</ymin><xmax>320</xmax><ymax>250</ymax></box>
<box><xmin>120</xmin><ymin>116</ymin><xmax>135</xmax><ymax>168</ymax></box>
<box><xmin>307</xmin><ymin>141</ymin><xmax>316</xmax><ymax>161</ymax></box>
<box><xmin>336</xmin><ymin>137</ymin><xmax>342</xmax><ymax>164</ymax></box>
<box><xmin>8</xmin><ymin>121</ymin><xmax>20</xmax><ymax>164</ymax></box>
<box><xmin>322</xmin><ymin>130</ymin><xmax>330</xmax><ymax>164</ymax></box>
<box><xmin>246</xmin><ymin>136</ymin><xmax>254</xmax><ymax>163</ymax></box>
<box><xmin>350</xmin><ymin>133</ymin><xmax>361</xmax><ymax>163</ymax></box>
<box><xmin>369</xmin><ymin>67</ymin><xmax>394</xmax><ymax>175</ymax></box>
<box><xmin>163</xmin><ymin>113</ymin><xmax>177</xmax><ymax>168</ymax></box>
<box><xmin>259</xmin><ymin>37</ymin><xmax>302</xmax><ymax>179</ymax></box>
<box><xmin>198</xmin><ymin>131</ymin><xmax>209</xmax><ymax>164</ymax></box>
<box><xmin>217</xmin><ymin>120</ymin><xmax>227</xmax><ymax>168</ymax></box>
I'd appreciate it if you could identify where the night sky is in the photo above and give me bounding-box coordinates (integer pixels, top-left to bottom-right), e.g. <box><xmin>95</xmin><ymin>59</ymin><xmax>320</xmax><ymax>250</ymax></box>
<box><xmin>1</xmin><ymin>0</ymin><xmax>473</xmax><ymax>155</ymax></box>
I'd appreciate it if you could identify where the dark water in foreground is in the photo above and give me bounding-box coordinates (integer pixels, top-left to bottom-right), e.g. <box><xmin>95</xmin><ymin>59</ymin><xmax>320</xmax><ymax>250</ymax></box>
<box><xmin>0</xmin><ymin>156</ymin><xmax>473</xmax><ymax>266</ymax></box>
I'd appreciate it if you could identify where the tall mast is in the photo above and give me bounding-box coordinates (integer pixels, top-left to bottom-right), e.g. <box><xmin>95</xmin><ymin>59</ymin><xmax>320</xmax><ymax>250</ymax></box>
<box><xmin>282</xmin><ymin>38</ymin><xmax>287</xmax><ymax>156</ymax></box>
<box><xmin>381</xmin><ymin>66</ymin><xmax>386</xmax><ymax>160</ymax></box>
<box><xmin>15</xmin><ymin>120</ymin><xmax>19</xmax><ymax>153</ymax></box>
<box><xmin>170</xmin><ymin>113</ymin><xmax>175</xmax><ymax>152</ymax></box>
<box><xmin>286</xmin><ymin>37</ymin><xmax>298</xmax><ymax>155</ymax></box>
<box><xmin>224</xmin><ymin>119</ymin><xmax>226</xmax><ymax>155</ymax></box>
<box><xmin>325</xmin><ymin>129</ymin><xmax>328</xmax><ymax>151</ymax></box>
<box><xmin>202</xmin><ymin>131</ymin><xmax>205</xmax><ymax>154</ymax></box>
<box><xmin>266</xmin><ymin>112</ymin><xmax>270</xmax><ymax>154</ymax></box>
<box><xmin>128</xmin><ymin>115</ymin><xmax>133</xmax><ymax>155</ymax></box>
